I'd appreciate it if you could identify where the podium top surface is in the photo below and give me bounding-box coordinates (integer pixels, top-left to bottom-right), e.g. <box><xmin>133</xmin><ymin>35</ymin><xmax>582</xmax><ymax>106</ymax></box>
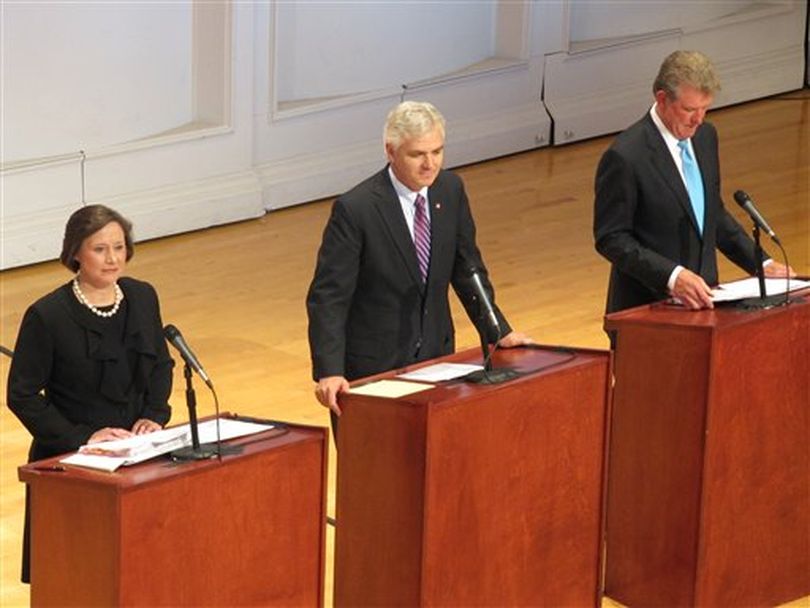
<box><xmin>605</xmin><ymin>289</ymin><xmax>809</xmax><ymax>332</ymax></box>
<box><xmin>344</xmin><ymin>344</ymin><xmax>610</xmax><ymax>408</ymax></box>
<box><xmin>18</xmin><ymin>421</ymin><xmax>327</xmax><ymax>490</ymax></box>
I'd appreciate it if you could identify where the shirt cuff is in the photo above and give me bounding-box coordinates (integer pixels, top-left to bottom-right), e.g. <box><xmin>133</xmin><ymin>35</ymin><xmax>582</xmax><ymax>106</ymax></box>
<box><xmin>667</xmin><ymin>265</ymin><xmax>684</xmax><ymax>293</ymax></box>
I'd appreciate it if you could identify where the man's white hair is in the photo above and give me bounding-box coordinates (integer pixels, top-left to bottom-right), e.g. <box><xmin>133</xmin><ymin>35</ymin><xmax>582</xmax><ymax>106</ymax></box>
<box><xmin>383</xmin><ymin>101</ymin><xmax>446</xmax><ymax>149</ymax></box>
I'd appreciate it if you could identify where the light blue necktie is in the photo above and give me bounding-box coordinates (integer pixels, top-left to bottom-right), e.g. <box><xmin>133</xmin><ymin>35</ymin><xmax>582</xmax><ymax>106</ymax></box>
<box><xmin>677</xmin><ymin>139</ymin><xmax>705</xmax><ymax>234</ymax></box>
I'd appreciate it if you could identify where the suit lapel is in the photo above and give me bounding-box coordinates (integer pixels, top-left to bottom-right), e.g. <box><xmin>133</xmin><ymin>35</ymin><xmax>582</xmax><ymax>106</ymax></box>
<box><xmin>643</xmin><ymin>115</ymin><xmax>703</xmax><ymax>238</ymax></box>
<box><xmin>371</xmin><ymin>169</ymin><xmax>423</xmax><ymax>287</ymax></box>
<box><xmin>427</xmin><ymin>174</ymin><xmax>451</xmax><ymax>285</ymax></box>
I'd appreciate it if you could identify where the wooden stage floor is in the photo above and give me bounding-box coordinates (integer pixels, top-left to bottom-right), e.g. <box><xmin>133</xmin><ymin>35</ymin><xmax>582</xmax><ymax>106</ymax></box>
<box><xmin>1</xmin><ymin>91</ymin><xmax>808</xmax><ymax>606</ymax></box>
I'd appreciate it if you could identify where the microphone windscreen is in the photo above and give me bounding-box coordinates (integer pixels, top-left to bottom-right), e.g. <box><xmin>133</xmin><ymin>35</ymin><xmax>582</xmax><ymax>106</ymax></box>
<box><xmin>163</xmin><ymin>324</ymin><xmax>180</xmax><ymax>341</ymax></box>
<box><xmin>733</xmin><ymin>190</ymin><xmax>749</xmax><ymax>207</ymax></box>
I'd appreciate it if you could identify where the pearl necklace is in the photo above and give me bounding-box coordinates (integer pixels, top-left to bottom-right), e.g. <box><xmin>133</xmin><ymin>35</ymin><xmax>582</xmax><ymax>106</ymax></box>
<box><xmin>72</xmin><ymin>278</ymin><xmax>124</xmax><ymax>318</ymax></box>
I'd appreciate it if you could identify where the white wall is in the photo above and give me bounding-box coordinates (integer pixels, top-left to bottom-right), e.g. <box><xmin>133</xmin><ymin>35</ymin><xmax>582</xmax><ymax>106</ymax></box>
<box><xmin>1</xmin><ymin>2</ymin><xmax>263</xmax><ymax>268</ymax></box>
<box><xmin>253</xmin><ymin>1</ymin><xmax>549</xmax><ymax>211</ymax></box>
<box><xmin>568</xmin><ymin>1</ymin><xmax>746</xmax><ymax>42</ymax></box>
<box><xmin>544</xmin><ymin>0</ymin><xmax>807</xmax><ymax>144</ymax></box>
<box><xmin>275</xmin><ymin>4</ymin><xmax>496</xmax><ymax>101</ymax></box>
<box><xmin>1</xmin><ymin>0</ymin><xmax>806</xmax><ymax>269</ymax></box>
<box><xmin>3</xmin><ymin>3</ymin><xmax>193</xmax><ymax>161</ymax></box>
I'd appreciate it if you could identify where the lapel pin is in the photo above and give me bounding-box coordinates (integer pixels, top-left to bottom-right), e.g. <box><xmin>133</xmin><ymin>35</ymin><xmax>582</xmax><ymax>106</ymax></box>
<box><xmin>434</xmin><ymin>202</ymin><xmax>441</xmax><ymax>210</ymax></box>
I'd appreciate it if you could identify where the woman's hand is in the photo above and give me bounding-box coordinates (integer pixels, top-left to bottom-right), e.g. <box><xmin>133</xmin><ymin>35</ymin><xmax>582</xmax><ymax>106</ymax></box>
<box><xmin>87</xmin><ymin>427</ymin><xmax>133</xmax><ymax>444</ymax></box>
<box><xmin>131</xmin><ymin>418</ymin><xmax>162</xmax><ymax>435</ymax></box>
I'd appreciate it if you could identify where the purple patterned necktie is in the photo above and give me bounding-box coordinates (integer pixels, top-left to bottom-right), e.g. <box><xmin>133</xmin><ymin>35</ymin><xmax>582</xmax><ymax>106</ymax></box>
<box><xmin>413</xmin><ymin>194</ymin><xmax>431</xmax><ymax>282</ymax></box>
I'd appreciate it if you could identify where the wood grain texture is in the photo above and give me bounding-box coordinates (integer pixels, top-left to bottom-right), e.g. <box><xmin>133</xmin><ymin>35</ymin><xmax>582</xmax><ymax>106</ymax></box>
<box><xmin>1</xmin><ymin>93</ymin><xmax>808</xmax><ymax>606</ymax></box>
<box><xmin>334</xmin><ymin>347</ymin><xmax>611</xmax><ymax>607</ymax></box>
<box><xmin>20</xmin><ymin>426</ymin><xmax>328</xmax><ymax>607</ymax></box>
<box><xmin>605</xmin><ymin>291</ymin><xmax>810</xmax><ymax>606</ymax></box>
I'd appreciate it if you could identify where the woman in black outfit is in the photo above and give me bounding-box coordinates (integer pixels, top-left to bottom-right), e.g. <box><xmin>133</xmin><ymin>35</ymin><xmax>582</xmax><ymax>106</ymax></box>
<box><xmin>7</xmin><ymin>204</ymin><xmax>173</xmax><ymax>583</ymax></box>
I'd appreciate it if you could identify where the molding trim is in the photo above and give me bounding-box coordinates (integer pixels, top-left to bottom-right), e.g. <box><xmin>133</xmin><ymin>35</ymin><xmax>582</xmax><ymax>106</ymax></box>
<box><xmin>256</xmin><ymin>101</ymin><xmax>550</xmax><ymax>211</ymax></box>
<box><xmin>267</xmin><ymin>1</ymin><xmax>533</xmax><ymax>122</ymax></box>
<box><xmin>1</xmin><ymin>170</ymin><xmax>264</xmax><ymax>270</ymax></box>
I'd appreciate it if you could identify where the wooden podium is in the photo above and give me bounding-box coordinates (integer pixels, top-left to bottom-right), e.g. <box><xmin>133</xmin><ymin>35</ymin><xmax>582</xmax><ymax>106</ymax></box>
<box><xmin>19</xmin><ymin>420</ymin><xmax>328</xmax><ymax>607</ymax></box>
<box><xmin>604</xmin><ymin>290</ymin><xmax>810</xmax><ymax>607</ymax></box>
<box><xmin>333</xmin><ymin>345</ymin><xmax>612</xmax><ymax>607</ymax></box>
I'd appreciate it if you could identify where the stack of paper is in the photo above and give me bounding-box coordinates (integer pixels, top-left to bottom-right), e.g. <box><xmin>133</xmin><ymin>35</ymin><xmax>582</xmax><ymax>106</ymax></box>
<box><xmin>711</xmin><ymin>277</ymin><xmax>810</xmax><ymax>303</ymax></box>
<box><xmin>60</xmin><ymin>418</ymin><xmax>274</xmax><ymax>472</ymax></box>
<box><xmin>397</xmin><ymin>362</ymin><xmax>483</xmax><ymax>382</ymax></box>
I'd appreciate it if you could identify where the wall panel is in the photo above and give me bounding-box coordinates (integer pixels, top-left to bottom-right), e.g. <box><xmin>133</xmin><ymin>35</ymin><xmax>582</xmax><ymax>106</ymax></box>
<box><xmin>1</xmin><ymin>2</ymin><xmax>262</xmax><ymax>270</ymax></box>
<box><xmin>1</xmin><ymin>1</ymin><xmax>806</xmax><ymax>269</ymax></box>
<box><xmin>543</xmin><ymin>1</ymin><xmax>807</xmax><ymax>144</ymax></box>
<box><xmin>254</xmin><ymin>1</ymin><xmax>550</xmax><ymax>211</ymax></box>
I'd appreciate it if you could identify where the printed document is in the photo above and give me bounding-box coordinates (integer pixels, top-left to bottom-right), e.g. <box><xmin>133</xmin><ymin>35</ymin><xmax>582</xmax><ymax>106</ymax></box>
<box><xmin>60</xmin><ymin>418</ymin><xmax>274</xmax><ymax>472</ymax></box>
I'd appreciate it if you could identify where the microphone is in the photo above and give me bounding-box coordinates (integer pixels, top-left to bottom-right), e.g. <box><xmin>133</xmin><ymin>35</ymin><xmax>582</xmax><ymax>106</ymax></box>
<box><xmin>164</xmin><ymin>324</ymin><xmax>213</xmax><ymax>388</ymax></box>
<box><xmin>463</xmin><ymin>266</ymin><xmax>519</xmax><ymax>385</ymax></box>
<box><xmin>733</xmin><ymin>190</ymin><xmax>780</xmax><ymax>245</ymax></box>
<box><xmin>469</xmin><ymin>266</ymin><xmax>501</xmax><ymax>337</ymax></box>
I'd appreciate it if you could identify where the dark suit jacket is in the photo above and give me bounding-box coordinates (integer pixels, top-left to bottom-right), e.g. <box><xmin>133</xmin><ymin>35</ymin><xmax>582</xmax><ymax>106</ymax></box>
<box><xmin>594</xmin><ymin>113</ymin><xmax>760</xmax><ymax>314</ymax></box>
<box><xmin>307</xmin><ymin>167</ymin><xmax>511</xmax><ymax>381</ymax></box>
<box><xmin>7</xmin><ymin>277</ymin><xmax>173</xmax><ymax>460</ymax></box>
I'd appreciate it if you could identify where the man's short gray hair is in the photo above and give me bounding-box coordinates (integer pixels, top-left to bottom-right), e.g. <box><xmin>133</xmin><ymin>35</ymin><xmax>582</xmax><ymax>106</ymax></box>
<box><xmin>653</xmin><ymin>50</ymin><xmax>721</xmax><ymax>99</ymax></box>
<box><xmin>384</xmin><ymin>101</ymin><xmax>446</xmax><ymax>149</ymax></box>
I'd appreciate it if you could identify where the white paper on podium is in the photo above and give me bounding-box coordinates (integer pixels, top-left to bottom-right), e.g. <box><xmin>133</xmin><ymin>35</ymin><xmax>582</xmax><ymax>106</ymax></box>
<box><xmin>397</xmin><ymin>362</ymin><xmax>483</xmax><ymax>382</ymax></box>
<box><xmin>60</xmin><ymin>418</ymin><xmax>274</xmax><ymax>472</ymax></box>
<box><xmin>349</xmin><ymin>379</ymin><xmax>434</xmax><ymax>398</ymax></box>
<box><xmin>711</xmin><ymin>277</ymin><xmax>810</xmax><ymax>303</ymax></box>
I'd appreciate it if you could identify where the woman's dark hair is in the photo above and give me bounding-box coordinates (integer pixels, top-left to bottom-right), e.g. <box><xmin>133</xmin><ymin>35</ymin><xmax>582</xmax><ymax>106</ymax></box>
<box><xmin>59</xmin><ymin>204</ymin><xmax>135</xmax><ymax>272</ymax></box>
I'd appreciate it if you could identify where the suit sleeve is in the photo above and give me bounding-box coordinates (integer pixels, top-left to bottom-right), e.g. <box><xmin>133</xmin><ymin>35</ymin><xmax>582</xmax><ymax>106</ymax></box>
<box><xmin>706</xmin><ymin>138</ymin><xmax>763</xmax><ymax>272</ymax></box>
<box><xmin>449</xmin><ymin>181</ymin><xmax>512</xmax><ymax>343</ymax></box>
<box><xmin>306</xmin><ymin>198</ymin><xmax>363</xmax><ymax>380</ymax></box>
<box><xmin>7</xmin><ymin>307</ymin><xmax>94</xmax><ymax>452</ymax></box>
<box><xmin>594</xmin><ymin>147</ymin><xmax>679</xmax><ymax>292</ymax></box>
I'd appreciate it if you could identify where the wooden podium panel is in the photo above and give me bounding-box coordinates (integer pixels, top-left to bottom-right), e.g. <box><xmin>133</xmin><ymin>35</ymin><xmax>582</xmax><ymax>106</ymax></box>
<box><xmin>604</xmin><ymin>291</ymin><xmax>810</xmax><ymax>607</ymax></box>
<box><xmin>19</xmin><ymin>422</ymin><xmax>328</xmax><ymax>607</ymax></box>
<box><xmin>334</xmin><ymin>346</ymin><xmax>612</xmax><ymax>607</ymax></box>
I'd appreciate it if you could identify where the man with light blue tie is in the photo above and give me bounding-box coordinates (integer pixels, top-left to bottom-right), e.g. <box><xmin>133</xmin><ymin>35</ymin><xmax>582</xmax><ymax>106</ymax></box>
<box><xmin>593</xmin><ymin>50</ymin><xmax>792</xmax><ymax>317</ymax></box>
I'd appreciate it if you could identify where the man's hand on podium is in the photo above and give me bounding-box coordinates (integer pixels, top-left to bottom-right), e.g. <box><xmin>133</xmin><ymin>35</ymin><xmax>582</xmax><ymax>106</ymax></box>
<box><xmin>316</xmin><ymin>375</ymin><xmax>350</xmax><ymax>415</ymax></box>
<box><xmin>498</xmin><ymin>331</ymin><xmax>535</xmax><ymax>348</ymax></box>
<box><xmin>763</xmin><ymin>261</ymin><xmax>795</xmax><ymax>278</ymax></box>
<box><xmin>672</xmin><ymin>269</ymin><xmax>714</xmax><ymax>310</ymax></box>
